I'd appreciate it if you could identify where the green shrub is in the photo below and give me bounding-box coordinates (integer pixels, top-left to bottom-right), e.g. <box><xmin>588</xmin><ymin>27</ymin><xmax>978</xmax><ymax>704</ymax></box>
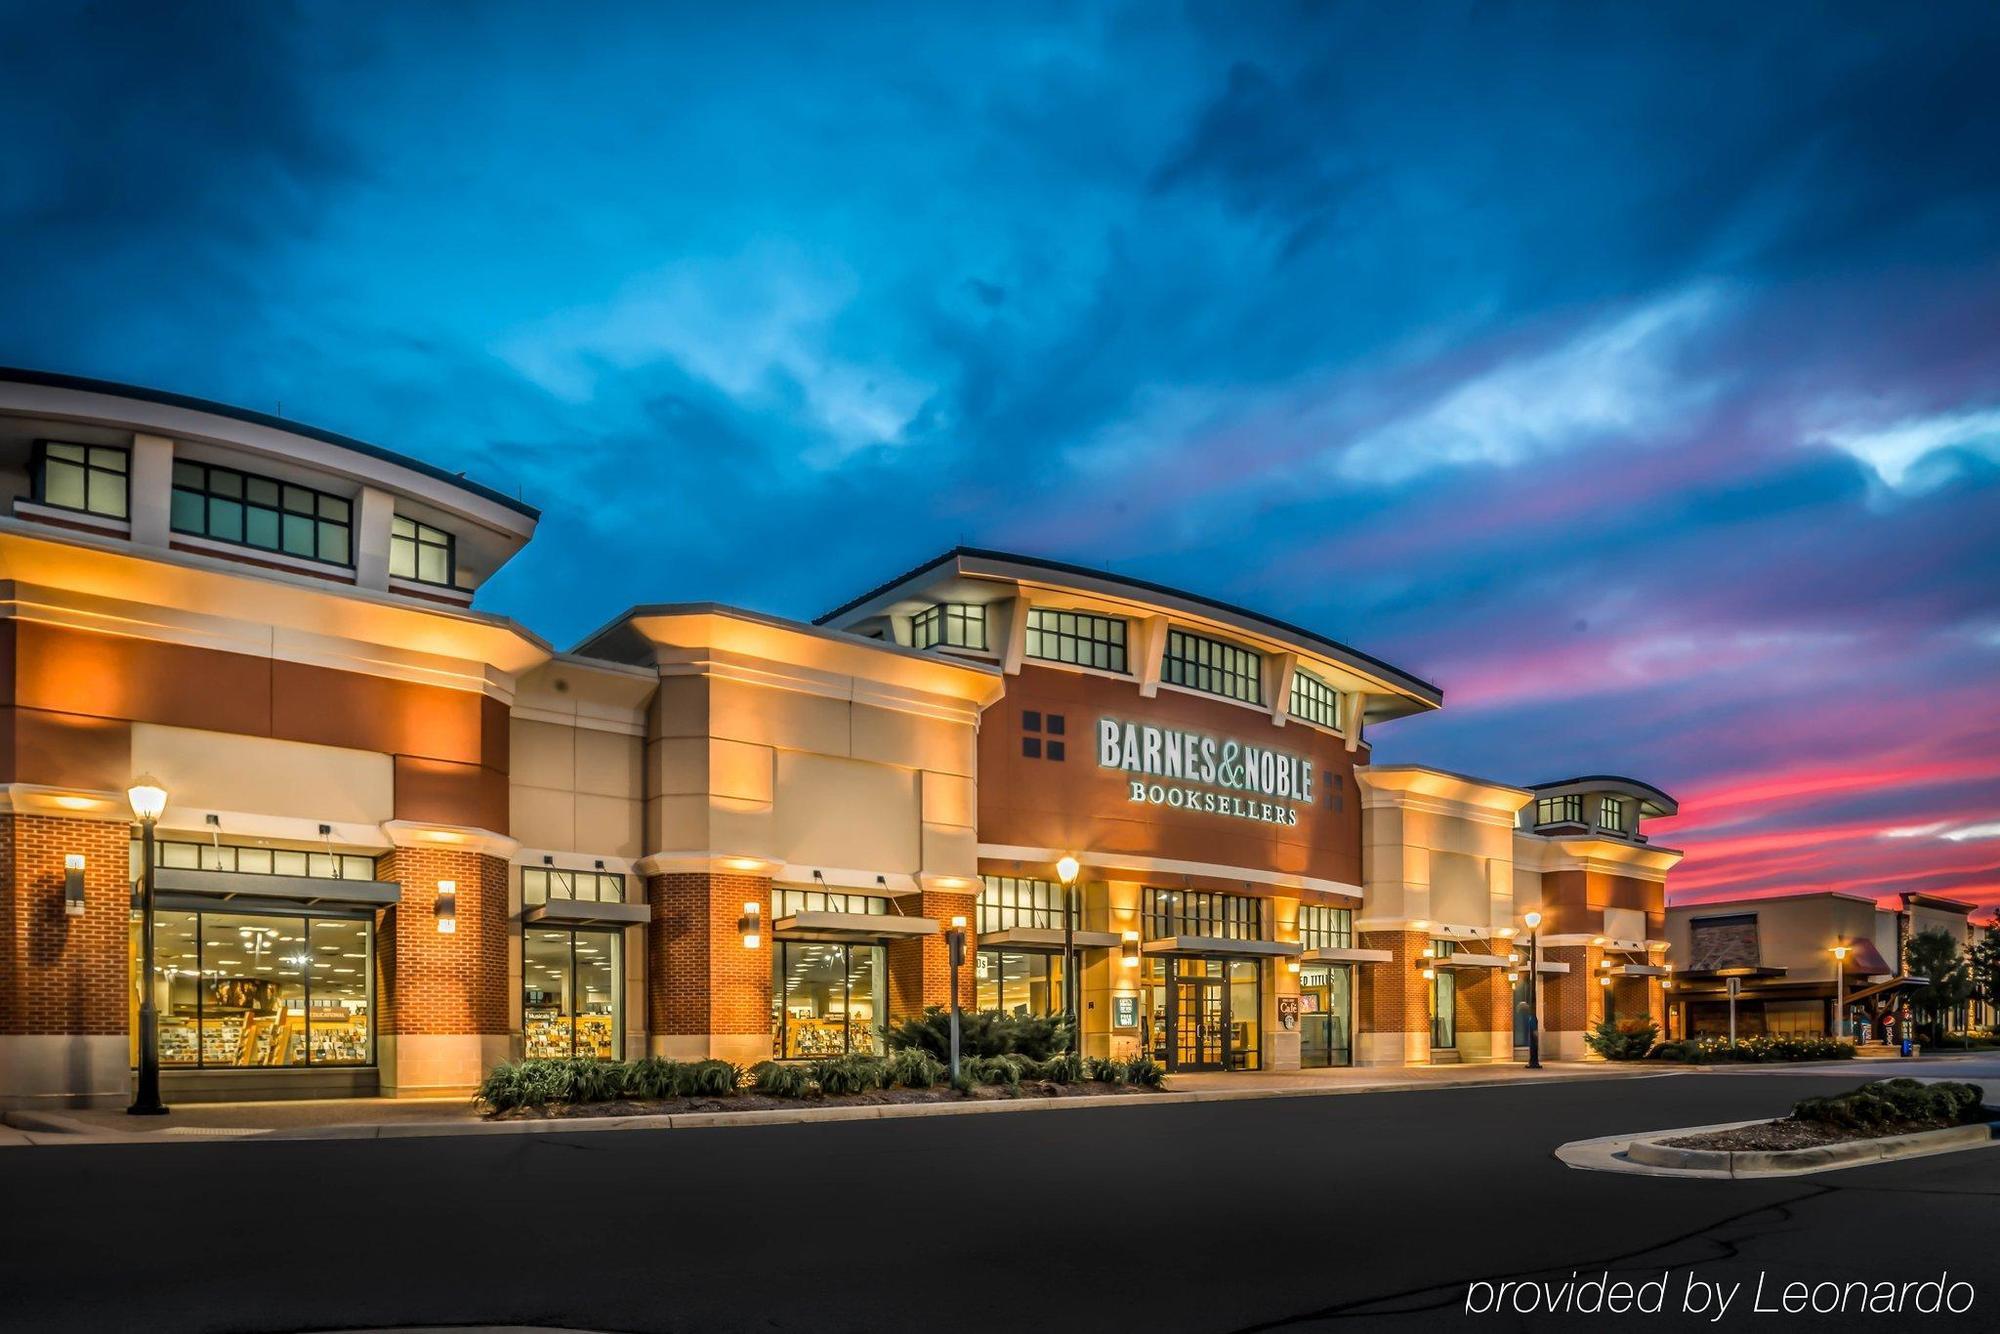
<box><xmin>685</xmin><ymin>1058</ymin><xmax>743</xmax><ymax>1096</ymax></box>
<box><xmin>1123</xmin><ymin>1055</ymin><xmax>1166</xmax><ymax>1088</ymax></box>
<box><xmin>884</xmin><ymin>1006</ymin><xmax>1073</xmax><ymax>1060</ymax></box>
<box><xmin>1085</xmin><ymin>1056</ymin><xmax>1128</xmax><ymax>1083</ymax></box>
<box><xmin>1583</xmin><ymin>1017</ymin><xmax>1657</xmax><ymax>1061</ymax></box>
<box><xmin>749</xmin><ymin>1060</ymin><xmax>815</xmax><ymax>1098</ymax></box>
<box><xmin>1792</xmin><ymin>1079</ymin><xmax>1986</xmax><ymax>1131</ymax></box>
<box><xmin>1648</xmin><ymin>1035</ymin><xmax>1856</xmax><ymax>1063</ymax></box>
<box><xmin>1037</xmin><ymin>1052</ymin><xmax>1083</xmax><ymax>1084</ymax></box>
<box><xmin>621</xmin><ymin>1056</ymin><xmax>682</xmax><ymax>1100</ymax></box>
<box><xmin>965</xmin><ymin>1054</ymin><xmax>1024</xmax><ymax>1090</ymax></box>
<box><xmin>809</xmin><ymin>1054</ymin><xmax>892</xmax><ymax>1096</ymax></box>
<box><xmin>886</xmin><ymin>1047</ymin><xmax>945</xmax><ymax>1089</ymax></box>
<box><xmin>474</xmin><ymin>1061</ymin><xmax>531</xmax><ymax>1111</ymax></box>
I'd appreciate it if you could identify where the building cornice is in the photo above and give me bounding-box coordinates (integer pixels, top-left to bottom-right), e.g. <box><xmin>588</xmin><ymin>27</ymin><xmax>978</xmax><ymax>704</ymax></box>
<box><xmin>977</xmin><ymin>842</ymin><xmax>1364</xmax><ymax>900</ymax></box>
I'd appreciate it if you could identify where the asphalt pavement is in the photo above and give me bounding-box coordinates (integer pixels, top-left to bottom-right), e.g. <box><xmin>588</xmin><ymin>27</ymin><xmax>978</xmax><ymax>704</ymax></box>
<box><xmin>0</xmin><ymin>1062</ymin><xmax>1993</xmax><ymax>1333</ymax></box>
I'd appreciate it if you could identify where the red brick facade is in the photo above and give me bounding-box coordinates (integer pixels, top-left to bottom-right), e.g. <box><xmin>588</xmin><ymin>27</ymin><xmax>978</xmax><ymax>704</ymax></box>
<box><xmin>887</xmin><ymin>889</ymin><xmax>976</xmax><ymax>1018</ymax></box>
<box><xmin>1454</xmin><ymin>963</ymin><xmax>1514</xmax><ymax>1040</ymax></box>
<box><xmin>1359</xmin><ymin>929</ymin><xmax>1430</xmax><ymax>1041</ymax></box>
<box><xmin>648</xmin><ymin>873</ymin><xmax>773</xmax><ymax>1041</ymax></box>
<box><xmin>0</xmin><ymin>815</ymin><xmax>132</xmax><ymax>1036</ymax></box>
<box><xmin>374</xmin><ymin>846</ymin><xmax>509</xmax><ymax>1036</ymax></box>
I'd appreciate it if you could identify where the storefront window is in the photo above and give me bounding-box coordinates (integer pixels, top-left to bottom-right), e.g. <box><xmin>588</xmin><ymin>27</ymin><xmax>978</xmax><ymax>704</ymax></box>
<box><xmin>137</xmin><ymin>838</ymin><xmax>377</xmax><ymax>882</ymax></box>
<box><xmin>773</xmin><ymin>941</ymin><xmax>885</xmax><ymax>1058</ymax></box>
<box><xmin>1299</xmin><ymin>964</ymin><xmax>1352</xmax><ymax>1067</ymax></box>
<box><xmin>974</xmin><ymin>949</ymin><xmax>1063</xmax><ymax>1016</ymax></box>
<box><xmin>522</xmin><ymin>868</ymin><xmax>626</xmax><ymax>905</ymax></box>
<box><xmin>1228</xmin><ymin>959</ymin><xmax>1261</xmax><ymax>1070</ymax></box>
<box><xmin>524</xmin><ymin>928</ymin><xmax>622</xmax><ymax>1059</ymax></box>
<box><xmin>976</xmin><ymin>875</ymin><xmax>1071</xmax><ymax>931</ymax></box>
<box><xmin>134</xmin><ymin>907</ymin><xmax>372</xmax><ymax>1068</ymax></box>
<box><xmin>1430</xmin><ymin>939</ymin><xmax>1457</xmax><ymax>1049</ymax></box>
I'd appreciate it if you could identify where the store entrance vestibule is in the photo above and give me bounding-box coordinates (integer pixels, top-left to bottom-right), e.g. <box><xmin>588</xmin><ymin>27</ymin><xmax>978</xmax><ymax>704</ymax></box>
<box><xmin>1142</xmin><ymin>956</ymin><xmax>1261</xmax><ymax>1071</ymax></box>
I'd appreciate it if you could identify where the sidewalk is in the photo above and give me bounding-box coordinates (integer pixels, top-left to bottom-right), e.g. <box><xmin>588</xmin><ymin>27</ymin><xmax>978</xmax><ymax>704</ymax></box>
<box><xmin>0</xmin><ymin>1059</ymin><xmax>1674</xmax><ymax>1147</ymax></box>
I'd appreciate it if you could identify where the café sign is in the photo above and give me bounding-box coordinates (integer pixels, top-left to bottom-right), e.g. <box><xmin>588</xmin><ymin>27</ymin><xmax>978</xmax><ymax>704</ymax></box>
<box><xmin>1097</xmin><ymin>717</ymin><xmax>1312</xmax><ymax>826</ymax></box>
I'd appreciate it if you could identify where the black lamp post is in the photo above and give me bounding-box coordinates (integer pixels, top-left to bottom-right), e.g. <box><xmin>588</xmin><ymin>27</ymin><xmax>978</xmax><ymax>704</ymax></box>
<box><xmin>1057</xmin><ymin>855</ymin><xmax>1080</xmax><ymax>1056</ymax></box>
<box><xmin>1524</xmin><ymin>910</ymin><xmax>1543</xmax><ymax>1070</ymax></box>
<box><xmin>127</xmin><ymin>775</ymin><xmax>170</xmax><ymax>1116</ymax></box>
<box><xmin>945</xmin><ymin>915</ymin><xmax>966</xmax><ymax>1085</ymax></box>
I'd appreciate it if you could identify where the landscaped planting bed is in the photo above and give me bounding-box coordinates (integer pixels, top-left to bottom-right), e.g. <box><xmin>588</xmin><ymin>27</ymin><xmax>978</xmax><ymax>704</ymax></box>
<box><xmin>1660</xmin><ymin>1078</ymin><xmax>1988</xmax><ymax>1152</ymax></box>
<box><xmin>475</xmin><ymin>1051</ymin><xmax>1167</xmax><ymax>1119</ymax></box>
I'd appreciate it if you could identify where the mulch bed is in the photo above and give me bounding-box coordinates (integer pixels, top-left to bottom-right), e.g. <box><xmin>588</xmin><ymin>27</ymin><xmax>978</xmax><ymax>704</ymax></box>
<box><xmin>488</xmin><ymin>1080</ymin><xmax>1159</xmax><ymax>1121</ymax></box>
<box><xmin>1661</xmin><ymin>1117</ymin><xmax>1956</xmax><ymax>1152</ymax></box>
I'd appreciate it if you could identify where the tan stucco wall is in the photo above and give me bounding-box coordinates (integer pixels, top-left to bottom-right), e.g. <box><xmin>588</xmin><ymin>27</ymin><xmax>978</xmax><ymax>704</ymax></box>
<box><xmin>1666</xmin><ymin>894</ymin><xmax>1881</xmax><ymax>982</ymax></box>
<box><xmin>133</xmin><ymin>722</ymin><xmax>394</xmax><ymax>833</ymax></box>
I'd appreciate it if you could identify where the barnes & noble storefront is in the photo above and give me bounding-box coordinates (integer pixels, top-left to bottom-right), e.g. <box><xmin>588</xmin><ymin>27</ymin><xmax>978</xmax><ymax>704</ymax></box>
<box><xmin>129</xmin><ymin>839</ymin><xmax>391</xmax><ymax>1080</ymax></box>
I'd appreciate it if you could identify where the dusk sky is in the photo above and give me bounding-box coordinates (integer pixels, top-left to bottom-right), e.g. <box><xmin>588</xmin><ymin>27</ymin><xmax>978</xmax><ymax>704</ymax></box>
<box><xmin>4</xmin><ymin>4</ymin><xmax>1997</xmax><ymax>911</ymax></box>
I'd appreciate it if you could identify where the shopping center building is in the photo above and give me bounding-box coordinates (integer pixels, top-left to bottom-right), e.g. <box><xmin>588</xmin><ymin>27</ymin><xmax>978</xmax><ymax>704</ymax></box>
<box><xmin>0</xmin><ymin>370</ymin><xmax>1687</xmax><ymax>1107</ymax></box>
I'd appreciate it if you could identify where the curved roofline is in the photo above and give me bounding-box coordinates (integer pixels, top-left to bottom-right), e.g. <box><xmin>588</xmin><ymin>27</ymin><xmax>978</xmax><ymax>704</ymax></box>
<box><xmin>0</xmin><ymin>367</ymin><xmax>540</xmax><ymax>520</ymax></box>
<box><xmin>1528</xmin><ymin>774</ymin><xmax>1678</xmax><ymax>812</ymax></box>
<box><xmin>814</xmin><ymin>546</ymin><xmax>1442</xmax><ymax>706</ymax></box>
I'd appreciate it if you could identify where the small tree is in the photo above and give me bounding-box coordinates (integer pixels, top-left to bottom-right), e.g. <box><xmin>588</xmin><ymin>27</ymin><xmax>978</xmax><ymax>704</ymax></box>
<box><xmin>1905</xmin><ymin>928</ymin><xmax>1972</xmax><ymax>1046</ymax></box>
<box><xmin>1969</xmin><ymin>931</ymin><xmax>2000</xmax><ymax>1029</ymax></box>
<box><xmin>1583</xmin><ymin>1016</ymin><xmax>1658</xmax><ymax>1060</ymax></box>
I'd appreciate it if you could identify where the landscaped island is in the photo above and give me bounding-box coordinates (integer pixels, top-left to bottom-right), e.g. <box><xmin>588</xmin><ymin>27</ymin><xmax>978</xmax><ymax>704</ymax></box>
<box><xmin>475</xmin><ymin>1010</ymin><xmax>1166</xmax><ymax>1118</ymax></box>
<box><xmin>1661</xmin><ymin>1078</ymin><xmax>1988</xmax><ymax>1152</ymax></box>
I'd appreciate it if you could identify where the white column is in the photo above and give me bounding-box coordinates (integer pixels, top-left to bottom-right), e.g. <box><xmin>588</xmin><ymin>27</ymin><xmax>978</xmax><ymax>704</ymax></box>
<box><xmin>1270</xmin><ymin>651</ymin><xmax>1298</xmax><ymax>727</ymax></box>
<box><xmin>1134</xmin><ymin>614</ymin><xmax>1169</xmax><ymax>697</ymax></box>
<box><xmin>354</xmin><ymin>485</ymin><xmax>394</xmax><ymax>590</ymax></box>
<box><xmin>128</xmin><ymin>434</ymin><xmax>174</xmax><ymax>547</ymax></box>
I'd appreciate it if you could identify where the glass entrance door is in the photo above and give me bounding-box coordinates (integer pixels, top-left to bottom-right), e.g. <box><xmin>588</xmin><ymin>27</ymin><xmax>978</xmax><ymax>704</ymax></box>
<box><xmin>1299</xmin><ymin>964</ymin><xmax>1352</xmax><ymax>1068</ymax></box>
<box><xmin>1174</xmin><ymin>971</ymin><xmax>1224</xmax><ymax>1069</ymax></box>
<box><xmin>1141</xmin><ymin>957</ymin><xmax>1262</xmax><ymax>1071</ymax></box>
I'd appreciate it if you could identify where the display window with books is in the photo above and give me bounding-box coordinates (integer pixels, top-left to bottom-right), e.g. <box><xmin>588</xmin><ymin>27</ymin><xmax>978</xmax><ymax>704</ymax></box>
<box><xmin>523</xmin><ymin>927</ymin><xmax>622</xmax><ymax>1059</ymax></box>
<box><xmin>130</xmin><ymin>908</ymin><xmax>372</xmax><ymax>1068</ymax></box>
<box><xmin>772</xmin><ymin>941</ymin><xmax>885</xmax><ymax>1058</ymax></box>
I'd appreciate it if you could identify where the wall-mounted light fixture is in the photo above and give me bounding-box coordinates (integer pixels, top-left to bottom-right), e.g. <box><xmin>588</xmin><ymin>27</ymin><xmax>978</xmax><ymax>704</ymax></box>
<box><xmin>435</xmin><ymin>880</ymin><xmax>457</xmax><ymax>934</ymax></box>
<box><xmin>1421</xmin><ymin>967</ymin><xmax>1436</xmax><ymax>980</ymax></box>
<box><xmin>739</xmin><ymin>901</ymin><xmax>761</xmax><ymax>949</ymax></box>
<box><xmin>1599</xmin><ymin>975</ymin><xmax>1612</xmax><ymax>988</ymax></box>
<box><xmin>1286</xmin><ymin>959</ymin><xmax>1301</xmax><ymax>974</ymax></box>
<box><xmin>1120</xmin><ymin>929</ymin><xmax>1140</xmax><ymax>969</ymax></box>
<box><xmin>64</xmin><ymin>854</ymin><xmax>85</xmax><ymax>916</ymax></box>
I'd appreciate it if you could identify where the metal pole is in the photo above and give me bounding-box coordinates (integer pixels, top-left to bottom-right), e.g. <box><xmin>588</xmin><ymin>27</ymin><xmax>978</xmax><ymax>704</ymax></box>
<box><xmin>1728</xmin><ymin>982</ymin><xmax>1738</xmax><ymax>1051</ymax></box>
<box><xmin>1063</xmin><ymin>879</ymin><xmax>1078</xmax><ymax>1056</ymax></box>
<box><xmin>947</xmin><ymin>924</ymin><xmax>963</xmax><ymax>1086</ymax></box>
<box><xmin>129</xmin><ymin>814</ymin><xmax>168</xmax><ymax>1116</ymax></box>
<box><xmin>1526</xmin><ymin>926</ymin><xmax>1542</xmax><ymax>1069</ymax></box>
<box><xmin>1835</xmin><ymin>960</ymin><xmax>1845</xmax><ymax>1043</ymax></box>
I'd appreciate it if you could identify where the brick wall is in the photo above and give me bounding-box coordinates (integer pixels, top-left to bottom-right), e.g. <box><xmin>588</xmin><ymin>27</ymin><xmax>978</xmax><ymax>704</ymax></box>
<box><xmin>374</xmin><ymin>846</ymin><xmax>508</xmax><ymax>1035</ymax></box>
<box><xmin>1359</xmin><ymin>930</ymin><xmax>1429</xmax><ymax>1039</ymax></box>
<box><xmin>1454</xmin><ymin>964</ymin><xmax>1514</xmax><ymax>1038</ymax></box>
<box><xmin>1542</xmin><ymin>944</ymin><xmax>1595</xmax><ymax>1033</ymax></box>
<box><xmin>648</xmin><ymin>873</ymin><xmax>772</xmax><ymax>1040</ymax></box>
<box><xmin>0</xmin><ymin>815</ymin><xmax>132</xmax><ymax>1037</ymax></box>
<box><xmin>886</xmin><ymin>890</ymin><xmax>975</xmax><ymax>1019</ymax></box>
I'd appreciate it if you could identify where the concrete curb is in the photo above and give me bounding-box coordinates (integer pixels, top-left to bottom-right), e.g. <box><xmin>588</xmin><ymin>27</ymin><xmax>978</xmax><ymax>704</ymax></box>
<box><xmin>1560</xmin><ymin>1118</ymin><xmax>2000</xmax><ymax>1179</ymax></box>
<box><xmin>1</xmin><ymin>1067</ymin><xmax>1675</xmax><ymax>1148</ymax></box>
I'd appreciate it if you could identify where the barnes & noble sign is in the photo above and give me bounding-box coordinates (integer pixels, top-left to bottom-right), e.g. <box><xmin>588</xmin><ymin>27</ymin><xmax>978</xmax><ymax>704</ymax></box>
<box><xmin>1097</xmin><ymin>717</ymin><xmax>1314</xmax><ymax>826</ymax></box>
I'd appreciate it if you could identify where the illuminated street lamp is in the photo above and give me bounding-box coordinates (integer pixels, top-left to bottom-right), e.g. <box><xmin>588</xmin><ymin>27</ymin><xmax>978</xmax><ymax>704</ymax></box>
<box><xmin>1832</xmin><ymin>943</ymin><xmax>1850</xmax><ymax>1041</ymax></box>
<box><xmin>1057</xmin><ymin>855</ymin><xmax>1081</xmax><ymax>1056</ymax></box>
<box><xmin>1523</xmin><ymin>910</ymin><xmax>1544</xmax><ymax>1070</ymax></box>
<box><xmin>127</xmin><ymin>776</ymin><xmax>170</xmax><ymax>1116</ymax></box>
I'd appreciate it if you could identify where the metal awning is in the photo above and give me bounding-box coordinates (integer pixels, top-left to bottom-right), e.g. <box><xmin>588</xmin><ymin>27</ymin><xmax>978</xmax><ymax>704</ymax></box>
<box><xmin>1142</xmin><ymin>936</ymin><xmax>1302</xmax><ymax>958</ymax></box>
<box><xmin>154</xmin><ymin>866</ymin><xmax>400</xmax><ymax>908</ymax></box>
<box><xmin>1678</xmin><ymin>965</ymin><xmax>1788</xmax><ymax>981</ymax></box>
<box><xmin>525</xmin><ymin>900</ymin><xmax>650</xmax><ymax>928</ymax></box>
<box><xmin>977</xmin><ymin>927</ymin><xmax>1122</xmax><ymax>950</ymax></box>
<box><xmin>1533</xmin><ymin>959</ymin><xmax>1571</xmax><ymax>975</ymax></box>
<box><xmin>1843</xmin><ymin>974</ymin><xmax>1931</xmax><ymax>1008</ymax></box>
<box><xmin>1301</xmin><ymin>946</ymin><xmax>1394</xmax><ymax>965</ymax></box>
<box><xmin>1425</xmin><ymin>952</ymin><xmax>1513</xmax><ymax>971</ymax></box>
<box><xmin>774</xmin><ymin>910</ymin><xmax>938</xmax><ymax>942</ymax></box>
<box><xmin>1611</xmin><ymin>964</ymin><xmax>1669</xmax><ymax>978</ymax></box>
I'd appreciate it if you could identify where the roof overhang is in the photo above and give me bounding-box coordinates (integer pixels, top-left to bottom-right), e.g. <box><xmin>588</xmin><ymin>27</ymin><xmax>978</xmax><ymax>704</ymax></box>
<box><xmin>977</xmin><ymin>927</ymin><xmax>1123</xmax><ymax>950</ymax></box>
<box><xmin>774</xmin><ymin>911</ymin><xmax>939</xmax><ymax>942</ymax></box>
<box><xmin>154</xmin><ymin>865</ymin><xmax>400</xmax><ymax>908</ymax></box>
<box><xmin>1142</xmin><ymin>936</ymin><xmax>1302</xmax><ymax>959</ymax></box>
<box><xmin>1424</xmin><ymin>952</ymin><xmax>1513</xmax><ymax>971</ymax></box>
<box><xmin>524</xmin><ymin>900</ymin><xmax>650</xmax><ymax>928</ymax></box>
<box><xmin>813</xmin><ymin>548</ymin><xmax>1441</xmax><ymax>721</ymax></box>
<box><xmin>1526</xmin><ymin>775</ymin><xmax>1679</xmax><ymax>818</ymax></box>
<box><xmin>1301</xmin><ymin>946</ymin><xmax>1394</xmax><ymax>965</ymax></box>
